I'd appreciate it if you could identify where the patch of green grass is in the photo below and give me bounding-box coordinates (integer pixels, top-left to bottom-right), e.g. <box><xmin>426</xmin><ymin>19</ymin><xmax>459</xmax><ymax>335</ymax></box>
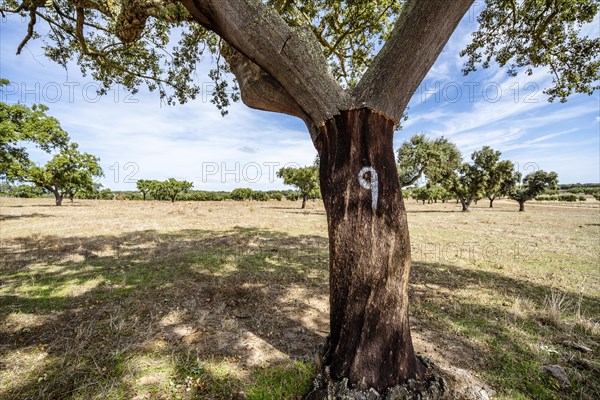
<box><xmin>246</xmin><ymin>361</ymin><xmax>315</xmax><ymax>400</ymax></box>
<box><xmin>412</xmin><ymin>261</ymin><xmax>600</xmax><ymax>400</ymax></box>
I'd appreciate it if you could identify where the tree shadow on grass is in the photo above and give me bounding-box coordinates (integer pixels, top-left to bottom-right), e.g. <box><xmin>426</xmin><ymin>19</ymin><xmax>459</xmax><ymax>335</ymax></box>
<box><xmin>0</xmin><ymin>228</ymin><xmax>328</xmax><ymax>399</ymax></box>
<box><xmin>0</xmin><ymin>213</ymin><xmax>54</xmax><ymax>221</ymax></box>
<box><xmin>0</xmin><ymin>203</ymin><xmax>91</xmax><ymax>208</ymax></box>
<box><xmin>1</xmin><ymin>229</ymin><xmax>598</xmax><ymax>399</ymax></box>
<box><xmin>406</xmin><ymin>209</ymin><xmax>458</xmax><ymax>214</ymax></box>
<box><xmin>409</xmin><ymin>261</ymin><xmax>600</xmax><ymax>400</ymax></box>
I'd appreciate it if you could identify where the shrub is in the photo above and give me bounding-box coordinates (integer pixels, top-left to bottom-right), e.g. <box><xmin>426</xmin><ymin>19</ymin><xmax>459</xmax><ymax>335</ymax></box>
<box><xmin>251</xmin><ymin>191</ymin><xmax>270</xmax><ymax>201</ymax></box>
<box><xmin>14</xmin><ymin>184</ymin><xmax>45</xmax><ymax>198</ymax></box>
<box><xmin>99</xmin><ymin>189</ymin><xmax>113</xmax><ymax>200</ymax></box>
<box><xmin>231</xmin><ymin>188</ymin><xmax>253</xmax><ymax>201</ymax></box>
<box><xmin>126</xmin><ymin>193</ymin><xmax>143</xmax><ymax>200</ymax></box>
<box><xmin>558</xmin><ymin>194</ymin><xmax>577</xmax><ymax>202</ymax></box>
<box><xmin>284</xmin><ymin>191</ymin><xmax>301</xmax><ymax>201</ymax></box>
<box><xmin>269</xmin><ymin>192</ymin><xmax>283</xmax><ymax>201</ymax></box>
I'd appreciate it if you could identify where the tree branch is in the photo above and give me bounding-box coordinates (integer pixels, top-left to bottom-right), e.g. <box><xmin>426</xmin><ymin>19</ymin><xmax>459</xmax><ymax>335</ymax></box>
<box><xmin>180</xmin><ymin>0</ymin><xmax>351</xmax><ymax>127</ymax></box>
<box><xmin>402</xmin><ymin>167</ymin><xmax>425</xmax><ymax>187</ymax></box>
<box><xmin>221</xmin><ymin>45</ymin><xmax>319</xmax><ymax>137</ymax></box>
<box><xmin>354</xmin><ymin>0</ymin><xmax>475</xmax><ymax>123</ymax></box>
<box><xmin>16</xmin><ymin>7</ymin><xmax>37</xmax><ymax>55</ymax></box>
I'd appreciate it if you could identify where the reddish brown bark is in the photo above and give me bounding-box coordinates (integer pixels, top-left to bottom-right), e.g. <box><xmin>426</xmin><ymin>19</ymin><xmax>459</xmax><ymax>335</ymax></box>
<box><xmin>315</xmin><ymin>109</ymin><xmax>423</xmax><ymax>391</ymax></box>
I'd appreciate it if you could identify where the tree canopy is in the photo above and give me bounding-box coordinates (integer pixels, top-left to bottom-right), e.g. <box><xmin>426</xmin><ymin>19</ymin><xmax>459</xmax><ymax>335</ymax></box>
<box><xmin>2</xmin><ymin>0</ymin><xmax>597</xmax><ymax>120</ymax></box>
<box><xmin>462</xmin><ymin>0</ymin><xmax>599</xmax><ymax>102</ymax></box>
<box><xmin>396</xmin><ymin>134</ymin><xmax>462</xmax><ymax>187</ymax></box>
<box><xmin>1</xmin><ymin>95</ymin><xmax>69</xmax><ymax>181</ymax></box>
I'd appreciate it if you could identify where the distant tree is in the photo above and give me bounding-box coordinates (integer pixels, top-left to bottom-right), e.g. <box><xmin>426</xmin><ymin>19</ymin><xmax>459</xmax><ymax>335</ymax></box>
<box><xmin>77</xmin><ymin>182</ymin><xmax>103</xmax><ymax>199</ymax></box>
<box><xmin>470</xmin><ymin>147</ymin><xmax>516</xmax><ymax>208</ymax></box>
<box><xmin>593</xmin><ymin>191</ymin><xmax>600</xmax><ymax>201</ymax></box>
<box><xmin>25</xmin><ymin>144</ymin><xmax>103</xmax><ymax>206</ymax></box>
<box><xmin>99</xmin><ymin>188</ymin><xmax>114</xmax><ymax>200</ymax></box>
<box><xmin>268</xmin><ymin>192</ymin><xmax>283</xmax><ymax>201</ymax></box>
<box><xmin>411</xmin><ymin>186</ymin><xmax>430</xmax><ymax>205</ymax></box>
<box><xmin>136</xmin><ymin>179</ymin><xmax>155</xmax><ymax>200</ymax></box>
<box><xmin>20</xmin><ymin>185</ymin><xmax>44</xmax><ymax>198</ymax></box>
<box><xmin>429</xmin><ymin>184</ymin><xmax>451</xmax><ymax>203</ymax></box>
<box><xmin>443</xmin><ymin>161</ymin><xmax>487</xmax><ymax>212</ymax></box>
<box><xmin>277</xmin><ymin>166</ymin><xmax>320</xmax><ymax>209</ymax></box>
<box><xmin>151</xmin><ymin>179</ymin><xmax>193</xmax><ymax>202</ymax></box>
<box><xmin>230</xmin><ymin>188</ymin><xmax>253</xmax><ymax>201</ymax></box>
<box><xmin>396</xmin><ymin>134</ymin><xmax>462</xmax><ymax>187</ymax></box>
<box><xmin>251</xmin><ymin>191</ymin><xmax>270</xmax><ymax>201</ymax></box>
<box><xmin>510</xmin><ymin>170</ymin><xmax>559</xmax><ymax>212</ymax></box>
<box><xmin>1</xmin><ymin>95</ymin><xmax>69</xmax><ymax>181</ymax></box>
<box><xmin>283</xmin><ymin>191</ymin><xmax>301</xmax><ymax>202</ymax></box>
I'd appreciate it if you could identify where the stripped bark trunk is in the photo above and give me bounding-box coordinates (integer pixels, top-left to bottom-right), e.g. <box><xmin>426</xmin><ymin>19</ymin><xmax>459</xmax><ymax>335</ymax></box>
<box><xmin>316</xmin><ymin>109</ymin><xmax>423</xmax><ymax>390</ymax></box>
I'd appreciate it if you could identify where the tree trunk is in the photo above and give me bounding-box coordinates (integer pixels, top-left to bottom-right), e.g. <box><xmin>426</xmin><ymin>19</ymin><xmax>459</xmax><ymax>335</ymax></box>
<box><xmin>489</xmin><ymin>196</ymin><xmax>495</xmax><ymax>208</ymax></box>
<box><xmin>301</xmin><ymin>194</ymin><xmax>307</xmax><ymax>209</ymax></box>
<box><xmin>460</xmin><ymin>199</ymin><xmax>471</xmax><ymax>212</ymax></box>
<box><xmin>316</xmin><ymin>109</ymin><xmax>423</xmax><ymax>391</ymax></box>
<box><xmin>519</xmin><ymin>200</ymin><xmax>525</xmax><ymax>212</ymax></box>
<box><xmin>54</xmin><ymin>192</ymin><xmax>63</xmax><ymax>206</ymax></box>
<box><xmin>143</xmin><ymin>192</ymin><xmax>146</xmax><ymax>201</ymax></box>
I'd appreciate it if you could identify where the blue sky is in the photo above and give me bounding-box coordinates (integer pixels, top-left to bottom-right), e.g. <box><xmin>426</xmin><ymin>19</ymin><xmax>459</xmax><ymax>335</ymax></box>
<box><xmin>1</xmin><ymin>4</ymin><xmax>599</xmax><ymax>191</ymax></box>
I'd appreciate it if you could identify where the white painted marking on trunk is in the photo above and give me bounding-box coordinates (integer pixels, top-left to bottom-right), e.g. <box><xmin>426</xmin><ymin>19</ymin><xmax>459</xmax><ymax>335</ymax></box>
<box><xmin>358</xmin><ymin>166</ymin><xmax>379</xmax><ymax>210</ymax></box>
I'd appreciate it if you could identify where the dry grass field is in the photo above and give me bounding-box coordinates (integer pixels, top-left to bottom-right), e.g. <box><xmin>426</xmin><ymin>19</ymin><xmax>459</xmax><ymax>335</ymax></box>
<box><xmin>1</xmin><ymin>197</ymin><xmax>599</xmax><ymax>399</ymax></box>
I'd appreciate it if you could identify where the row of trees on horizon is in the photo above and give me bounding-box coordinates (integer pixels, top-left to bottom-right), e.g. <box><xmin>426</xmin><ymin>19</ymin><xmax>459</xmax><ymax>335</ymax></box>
<box><xmin>397</xmin><ymin>134</ymin><xmax>560</xmax><ymax>212</ymax></box>
<box><xmin>2</xmin><ymin>95</ymin><xmax>600</xmax><ymax>210</ymax></box>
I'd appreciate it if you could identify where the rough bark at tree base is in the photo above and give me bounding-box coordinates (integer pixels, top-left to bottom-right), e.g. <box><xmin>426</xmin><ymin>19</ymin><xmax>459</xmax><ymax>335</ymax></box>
<box><xmin>305</xmin><ymin>341</ymin><xmax>446</xmax><ymax>400</ymax></box>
